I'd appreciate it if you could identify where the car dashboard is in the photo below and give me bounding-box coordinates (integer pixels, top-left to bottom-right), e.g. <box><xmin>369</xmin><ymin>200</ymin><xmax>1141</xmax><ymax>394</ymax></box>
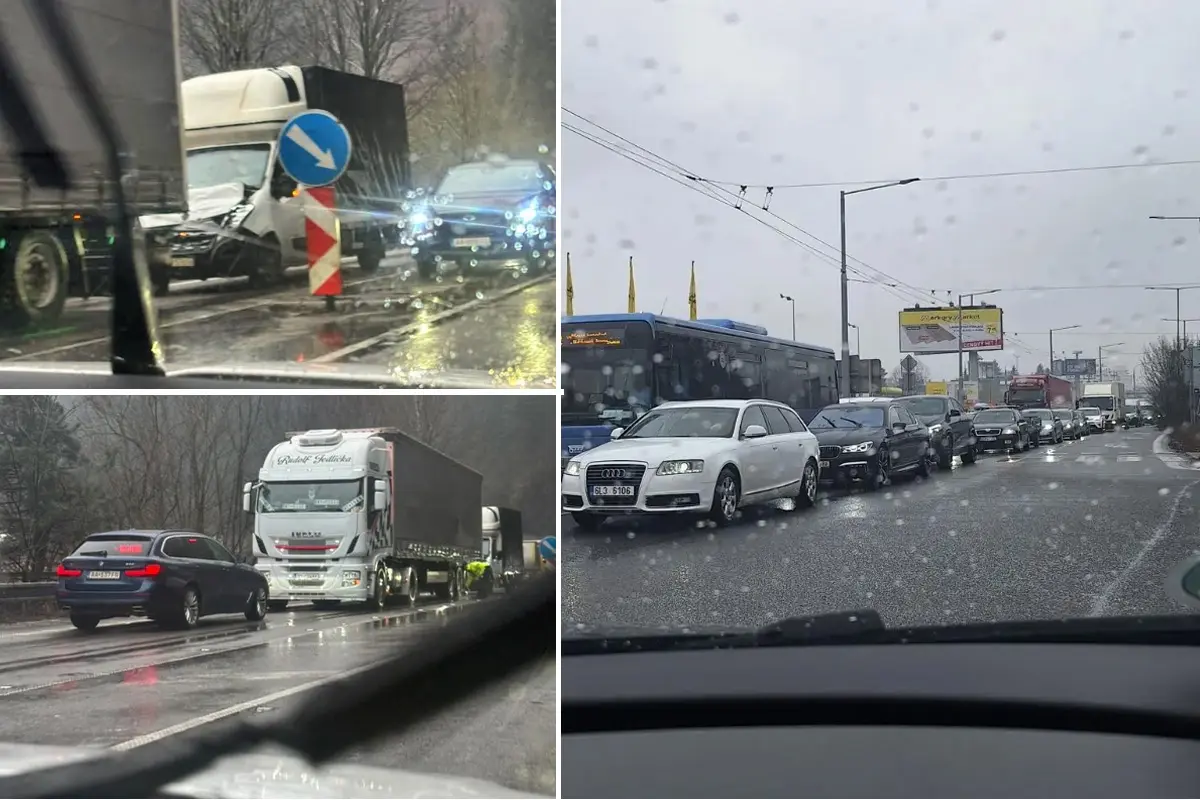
<box><xmin>562</xmin><ymin>639</ymin><xmax>1200</xmax><ymax>798</ymax></box>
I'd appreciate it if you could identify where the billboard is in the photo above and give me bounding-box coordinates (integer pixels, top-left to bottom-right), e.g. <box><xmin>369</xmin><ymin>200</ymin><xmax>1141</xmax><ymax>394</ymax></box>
<box><xmin>898</xmin><ymin>307</ymin><xmax>1004</xmax><ymax>354</ymax></box>
<box><xmin>1051</xmin><ymin>358</ymin><xmax>1097</xmax><ymax>376</ymax></box>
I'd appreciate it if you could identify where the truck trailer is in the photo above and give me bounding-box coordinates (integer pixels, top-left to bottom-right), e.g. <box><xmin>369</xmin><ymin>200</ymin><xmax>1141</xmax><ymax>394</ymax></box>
<box><xmin>164</xmin><ymin>66</ymin><xmax>410</xmax><ymax>291</ymax></box>
<box><xmin>1004</xmin><ymin>373</ymin><xmax>1075</xmax><ymax>409</ymax></box>
<box><xmin>244</xmin><ymin>428</ymin><xmax>481</xmax><ymax>611</ymax></box>
<box><xmin>0</xmin><ymin>0</ymin><xmax>185</xmax><ymax>327</ymax></box>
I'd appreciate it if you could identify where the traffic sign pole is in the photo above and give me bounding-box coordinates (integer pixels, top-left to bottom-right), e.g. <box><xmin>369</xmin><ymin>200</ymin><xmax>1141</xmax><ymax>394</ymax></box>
<box><xmin>304</xmin><ymin>186</ymin><xmax>342</xmax><ymax>299</ymax></box>
<box><xmin>276</xmin><ymin>110</ymin><xmax>353</xmax><ymax>304</ymax></box>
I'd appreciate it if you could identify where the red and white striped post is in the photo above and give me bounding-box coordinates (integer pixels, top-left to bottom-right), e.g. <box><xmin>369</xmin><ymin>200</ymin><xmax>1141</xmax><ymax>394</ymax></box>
<box><xmin>303</xmin><ymin>185</ymin><xmax>342</xmax><ymax>304</ymax></box>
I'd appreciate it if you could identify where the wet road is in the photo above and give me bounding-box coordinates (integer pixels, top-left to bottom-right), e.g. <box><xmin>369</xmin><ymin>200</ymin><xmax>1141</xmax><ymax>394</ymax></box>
<box><xmin>0</xmin><ymin>598</ymin><xmax>555</xmax><ymax>796</ymax></box>
<box><xmin>0</xmin><ymin>254</ymin><xmax>555</xmax><ymax>384</ymax></box>
<box><xmin>562</xmin><ymin>426</ymin><xmax>1200</xmax><ymax>633</ymax></box>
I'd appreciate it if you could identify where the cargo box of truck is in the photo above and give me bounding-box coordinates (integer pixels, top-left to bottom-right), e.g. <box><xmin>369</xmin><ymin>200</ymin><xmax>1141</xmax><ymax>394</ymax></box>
<box><xmin>0</xmin><ymin>0</ymin><xmax>185</xmax><ymax>324</ymax></box>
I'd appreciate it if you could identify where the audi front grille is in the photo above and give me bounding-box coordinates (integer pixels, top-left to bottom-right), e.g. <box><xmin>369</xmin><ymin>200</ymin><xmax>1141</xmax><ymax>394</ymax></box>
<box><xmin>585</xmin><ymin>463</ymin><xmax>646</xmax><ymax>506</ymax></box>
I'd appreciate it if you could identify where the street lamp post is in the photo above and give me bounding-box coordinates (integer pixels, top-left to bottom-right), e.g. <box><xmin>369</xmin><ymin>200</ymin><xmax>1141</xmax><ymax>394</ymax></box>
<box><xmin>957</xmin><ymin>288</ymin><xmax>1002</xmax><ymax>403</ymax></box>
<box><xmin>1162</xmin><ymin>317</ymin><xmax>1200</xmax><ymax>342</ymax></box>
<box><xmin>1098</xmin><ymin>342</ymin><xmax>1124</xmax><ymax>378</ymax></box>
<box><xmin>1049</xmin><ymin>324</ymin><xmax>1080</xmax><ymax>372</ymax></box>
<box><xmin>779</xmin><ymin>293</ymin><xmax>796</xmax><ymax>340</ymax></box>
<box><xmin>840</xmin><ymin>177</ymin><xmax>920</xmax><ymax>398</ymax></box>
<box><xmin>847</xmin><ymin>322</ymin><xmax>860</xmax><ymax>354</ymax></box>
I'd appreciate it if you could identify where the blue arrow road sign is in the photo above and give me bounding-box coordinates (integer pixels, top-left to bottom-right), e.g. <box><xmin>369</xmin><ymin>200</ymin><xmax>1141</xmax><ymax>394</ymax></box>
<box><xmin>277</xmin><ymin>109</ymin><xmax>352</xmax><ymax>187</ymax></box>
<box><xmin>537</xmin><ymin>536</ymin><xmax>556</xmax><ymax>563</ymax></box>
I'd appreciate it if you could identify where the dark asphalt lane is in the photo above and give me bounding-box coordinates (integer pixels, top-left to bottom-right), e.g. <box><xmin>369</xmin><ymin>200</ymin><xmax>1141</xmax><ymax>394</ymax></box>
<box><xmin>0</xmin><ymin>598</ymin><xmax>555</xmax><ymax>796</ymax></box>
<box><xmin>562</xmin><ymin>427</ymin><xmax>1200</xmax><ymax>634</ymax></box>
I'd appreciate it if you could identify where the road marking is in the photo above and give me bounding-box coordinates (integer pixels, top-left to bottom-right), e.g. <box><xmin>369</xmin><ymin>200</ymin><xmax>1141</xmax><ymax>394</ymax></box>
<box><xmin>1090</xmin><ymin>476</ymin><xmax>1200</xmax><ymax>616</ymax></box>
<box><xmin>311</xmin><ymin>273</ymin><xmax>554</xmax><ymax>363</ymax></box>
<box><xmin>1116</xmin><ymin>455</ymin><xmax>1143</xmax><ymax>462</ymax></box>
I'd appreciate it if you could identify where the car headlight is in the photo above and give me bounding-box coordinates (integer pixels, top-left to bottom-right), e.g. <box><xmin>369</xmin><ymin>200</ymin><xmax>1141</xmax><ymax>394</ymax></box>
<box><xmin>842</xmin><ymin>442</ymin><xmax>875</xmax><ymax>453</ymax></box>
<box><xmin>1042</xmin><ymin>424</ymin><xmax>1053</xmax><ymax>432</ymax></box>
<box><xmin>341</xmin><ymin>570</ymin><xmax>362</xmax><ymax>587</ymax></box>
<box><xmin>563</xmin><ymin>460</ymin><xmax>581</xmax><ymax>476</ymax></box>
<box><xmin>657</xmin><ymin>459</ymin><xmax>704</xmax><ymax>476</ymax></box>
<box><xmin>1003</xmin><ymin>427</ymin><xmax>1016</xmax><ymax>435</ymax></box>
<box><xmin>928</xmin><ymin>423</ymin><xmax>943</xmax><ymax>434</ymax></box>
<box><xmin>518</xmin><ymin>202</ymin><xmax>538</xmax><ymax>223</ymax></box>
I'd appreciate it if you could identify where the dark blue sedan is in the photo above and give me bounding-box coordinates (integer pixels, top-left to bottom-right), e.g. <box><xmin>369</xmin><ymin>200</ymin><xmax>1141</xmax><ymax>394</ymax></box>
<box><xmin>55</xmin><ymin>529</ymin><xmax>269</xmax><ymax>631</ymax></box>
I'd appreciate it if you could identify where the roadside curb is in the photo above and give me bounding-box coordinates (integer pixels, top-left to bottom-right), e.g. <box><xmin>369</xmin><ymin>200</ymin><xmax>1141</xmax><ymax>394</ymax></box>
<box><xmin>1154</xmin><ymin>430</ymin><xmax>1200</xmax><ymax>460</ymax></box>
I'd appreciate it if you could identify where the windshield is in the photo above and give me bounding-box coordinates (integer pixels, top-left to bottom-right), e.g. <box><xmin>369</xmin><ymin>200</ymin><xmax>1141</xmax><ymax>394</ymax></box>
<box><xmin>561</xmin><ymin>321</ymin><xmax>654</xmax><ymax>426</ymax></box>
<box><xmin>810</xmin><ymin>406</ymin><xmax>886</xmax><ymax>429</ymax></box>
<box><xmin>899</xmin><ymin>397</ymin><xmax>946</xmax><ymax>417</ymax></box>
<box><xmin>257</xmin><ymin>480</ymin><xmax>364</xmax><ymax>513</ymax></box>
<box><xmin>436</xmin><ymin>162</ymin><xmax>550</xmax><ymax>195</ymax></box>
<box><xmin>974</xmin><ymin>410</ymin><xmax>1018</xmax><ymax>424</ymax></box>
<box><xmin>1025</xmin><ymin>409</ymin><xmax>1054</xmax><ymax>421</ymax></box>
<box><xmin>187</xmin><ymin>144</ymin><xmax>270</xmax><ymax>192</ymax></box>
<box><xmin>1</xmin><ymin>394</ymin><xmax>555</xmax><ymax>798</ymax></box>
<box><xmin>620</xmin><ymin>406</ymin><xmax>738</xmax><ymax>438</ymax></box>
<box><xmin>1053</xmin><ymin>410</ymin><xmax>1075</xmax><ymax>420</ymax></box>
<box><xmin>1080</xmin><ymin>407</ymin><xmax>1102</xmax><ymax>416</ymax></box>
<box><xmin>1006</xmin><ymin>388</ymin><xmax>1046</xmax><ymax>405</ymax></box>
<box><xmin>0</xmin><ymin>2</ymin><xmax>555</xmax><ymax>388</ymax></box>
<box><xmin>1088</xmin><ymin>396</ymin><xmax>1116</xmax><ymax>410</ymax></box>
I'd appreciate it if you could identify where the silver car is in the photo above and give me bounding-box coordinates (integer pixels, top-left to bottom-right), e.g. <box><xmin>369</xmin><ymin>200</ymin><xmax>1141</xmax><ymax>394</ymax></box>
<box><xmin>1053</xmin><ymin>408</ymin><xmax>1081</xmax><ymax>439</ymax></box>
<box><xmin>1079</xmin><ymin>406</ymin><xmax>1105</xmax><ymax>433</ymax></box>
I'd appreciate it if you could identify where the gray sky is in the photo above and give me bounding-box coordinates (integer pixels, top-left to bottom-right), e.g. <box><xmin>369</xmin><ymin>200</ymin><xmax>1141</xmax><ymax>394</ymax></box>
<box><xmin>561</xmin><ymin>0</ymin><xmax>1200</xmax><ymax>381</ymax></box>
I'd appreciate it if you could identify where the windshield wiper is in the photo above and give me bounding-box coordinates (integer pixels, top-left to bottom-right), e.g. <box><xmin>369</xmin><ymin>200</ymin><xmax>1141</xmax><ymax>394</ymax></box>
<box><xmin>563</xmin><ymin>610</ymin><xmax>888</xmax><ymax>655</ymax></box>
<box><xmin>0</xmin><ymin>570</ymin><xmax>554</xmax><ymax>799</ymax></box>
<box><xmin>9</xmin><ymin>0</ymin><xmax>163</xmax><ymax>375</ymax></box>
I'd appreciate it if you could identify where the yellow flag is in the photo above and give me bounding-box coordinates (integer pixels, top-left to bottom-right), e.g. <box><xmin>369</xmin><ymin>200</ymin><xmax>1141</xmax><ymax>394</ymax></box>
<box><xmin>688</xmin><ymin>261</ymin><xmax>697</xmax><ymax>321</ymax></box>
<box><xmin>565</xmin><ymin>253</ymin><xmax>574</xmax><ymax>316</ymax></box>
<box><xmin>627</xmin><ymin>256</ymin><xmax>636</xmax><ymax>313</ymax></box>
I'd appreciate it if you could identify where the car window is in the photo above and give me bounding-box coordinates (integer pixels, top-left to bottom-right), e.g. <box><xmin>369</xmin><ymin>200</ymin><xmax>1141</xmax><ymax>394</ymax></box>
<box><xmin>162</xmin><ymin>535</ymin><xmax>212</xmax><ymax>560</ymax></box>
<box><xmin>740</xmin><ymin>404</ymin><xmax>768</xmax><ymax>435</ymax></box>
<box><xmin>70</xmin><ymin>535</ymin><xmax>153</xmax><ymax>557</ymax></box>
<box><xmin>204</xmin><ymin>538</ymin><xmax>236</xmax><ymax>563</ymax></box>
<box><xmin>899</xmin><ymin>407</ymin><xmax>919</xmax><ymax>425</ymax></box>
<box><xmin>760</xmin><ymin>405</ymin><xmax>792</xmax><ymax>435</ymax></box>
<box><xmin>886</xmin><ymin>406</ymin><xmax>903</xmax><ymax>427</ymax></box>
<box><xmin>779</xmin><ymin>406</ymin><xmax>808</xmax><ymax>433</ymax></box>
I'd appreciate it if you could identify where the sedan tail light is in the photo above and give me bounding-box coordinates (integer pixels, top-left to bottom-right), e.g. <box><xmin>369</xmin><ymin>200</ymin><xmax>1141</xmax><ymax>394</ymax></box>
<box><xmin>124</xmin><ymin>563</ymin><xmax>162</xmax><ymax>579</ymax></box>
<box><xmin>56</xmin><ymin>564</ymin><xmax>81</xmax><ymax>578</ymax></box>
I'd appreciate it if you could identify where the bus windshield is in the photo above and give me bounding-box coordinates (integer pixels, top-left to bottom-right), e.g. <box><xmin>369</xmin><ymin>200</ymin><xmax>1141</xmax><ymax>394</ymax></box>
<box><xmin>561</xmin><ymin>321</ymin><xmax>654</xmax><ymax>426</ymax></box>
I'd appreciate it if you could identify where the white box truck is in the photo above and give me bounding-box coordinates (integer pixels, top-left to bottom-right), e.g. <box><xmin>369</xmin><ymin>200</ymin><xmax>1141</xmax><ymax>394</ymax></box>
<box><xmin>162</xmin><ymin>66</ymin><xmax>409</xmax><ymax>291</ymax></box>
<box><xmin>244</xmin><ymin>428</ymin><xmax>481</xmax><ymax>611</ymax></box>
<box><xmin>1081</xmin><ymin>382</ymin><xmax>1126</xmax><ymax>430</ymax></box>
<box><xmin>0</xmin><ymin>0</ymin><xmax>185</xmax><ymax>326</ymax></box>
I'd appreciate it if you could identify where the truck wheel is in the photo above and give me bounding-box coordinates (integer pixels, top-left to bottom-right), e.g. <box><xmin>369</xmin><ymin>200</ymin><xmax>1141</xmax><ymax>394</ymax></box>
<box><xmin>372</xmin><ymin>569</ymin><xmax>388</xmax><ymax>610</ymax></box>
<box><xmin>401</xmin><ymin>568</ymin><xmax>419</xmax><ymax>607</ymax></box>
<box><xmin>357</xmin><ymin>243</ymin><xmax>384</xmax><ymax>274</ymax></box>
<box><xmin>0</xmin><ymin>229</ymin><xmax>70</xmax><ymax>329</ymax></box>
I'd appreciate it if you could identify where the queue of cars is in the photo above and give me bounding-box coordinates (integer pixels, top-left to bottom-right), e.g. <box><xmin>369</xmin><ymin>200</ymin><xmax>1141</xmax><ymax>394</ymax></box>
<box><xmin>561</xmin><ymin>394</ymin><xmax>1122</xmax><ymax>532</ymax></box>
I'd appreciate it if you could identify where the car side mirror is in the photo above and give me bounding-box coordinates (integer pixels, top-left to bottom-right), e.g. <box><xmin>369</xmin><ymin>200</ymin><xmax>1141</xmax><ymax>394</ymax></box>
<box><xmin>609</xmin><ymin>427</ymin><xmax>624</xmax><ymax>440</ymax></box>
<box><xmin>891</xmin><ymin>422</ymin><xmax>906</xmax><ymax>432</ymax></box>
<box><xmin>743</xmin><ymin>424</ymin><xmax>768</xmax><ymax>439</ymax></box>
<box><xmin>242</xmin><ymin>481</ymin><xmax>253</xmax><ymax>513</ymax></box>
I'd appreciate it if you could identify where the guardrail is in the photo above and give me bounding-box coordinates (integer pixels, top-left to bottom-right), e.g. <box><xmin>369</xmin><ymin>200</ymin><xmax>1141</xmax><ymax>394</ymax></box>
<box><xmin>0</xmin><ymin>582</ymin><xmax>58</xmax><ymax>623</ymax></box>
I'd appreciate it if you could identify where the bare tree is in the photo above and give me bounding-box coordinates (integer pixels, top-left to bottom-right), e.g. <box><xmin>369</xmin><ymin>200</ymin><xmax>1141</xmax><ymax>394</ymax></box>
<box><xmin>178</xmin><ymin>0</ymin><xmax>295</xmax><ymax>77</ymax></box>
<box><xmin>1140</xmin><ymin>335</ymin><xmax>1194</xmax><ymax>427</ymax></box>
<box><xmin>889</xmin><ymin>359</ymin><xmax>928</xmax><ymax>390</ymax></box>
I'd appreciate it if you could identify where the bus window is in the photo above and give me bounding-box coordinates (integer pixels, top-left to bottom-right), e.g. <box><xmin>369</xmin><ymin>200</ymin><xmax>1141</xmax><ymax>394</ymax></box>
<box><xmin>561</xmin><ymin>321</ymin><xmax>654</xmax><ymax>426</ymax></box>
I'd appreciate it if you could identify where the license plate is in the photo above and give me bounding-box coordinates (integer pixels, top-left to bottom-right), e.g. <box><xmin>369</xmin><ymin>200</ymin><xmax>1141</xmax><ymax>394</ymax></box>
<box><xmin>979</xmin><ymin>436</ymin><xmax>997</xmax><ymax>442</ymax></box>
<box><xmin>291</xmin><ymin>576</ymin><xmax>324</xmax><ymax>584</ymax></box>
<box><xmin>171</xmin><ymin>256</ymin><xmax>194</xmax><ymax>267</ymax></box>
<box><xmin>451</xmin><ymin>236</ymin><xmax>491</xmax><ymax>248</ymax></box>
<box><xmin>87</xmin><ymin>571</ymin><xmax>120</xmax><ymax>580</ymax></box>
<box><xmin>590</xmin><ymin>485</ymin><xmax>636</xmax><ymax>497</ymax></box>
<box><xmin>819</xmin><ymin>460</ymin><xmax>830</xmax><ymax>468</ymax></box>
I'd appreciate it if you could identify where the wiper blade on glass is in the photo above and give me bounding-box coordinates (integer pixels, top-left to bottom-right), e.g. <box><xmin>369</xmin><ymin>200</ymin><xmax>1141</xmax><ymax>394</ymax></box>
<box><xmin>563</xmin><ymin>610</ymin><xmax>888</xmax><ymax>655</ymax></box>
<box><xmin>0</xmin><ymin>571</ymin><xmax>554</xmax><ymax>799</ymax></box>
<box><xmin>17</xmin><ymin>0</ymin><xmax>163</xmax><ymax>376</ymax></box>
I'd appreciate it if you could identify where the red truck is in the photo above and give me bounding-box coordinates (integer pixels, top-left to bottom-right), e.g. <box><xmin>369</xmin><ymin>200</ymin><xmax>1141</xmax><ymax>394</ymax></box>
<box><xmin>1004</xmin><ymin>374</ymin><xmax>1075</xmax><ymax>409</ymax></box>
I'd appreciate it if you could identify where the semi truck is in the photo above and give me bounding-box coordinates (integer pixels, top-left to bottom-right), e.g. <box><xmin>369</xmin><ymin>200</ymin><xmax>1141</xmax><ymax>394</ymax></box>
<box><xmin>243</xmin><ymin>428</ymin><xmax>481</xmax><ymax>611</ymax></box>
<box><xmin>163</xmin><ymin>65</ymin><xmax>410</xmax><ymax>291</ymax></box>
<box><xmin>1003</xmin><ymin>373</ymin><xmax>1075</xmax><ymax>409</ymax></box>
<box><xmin>481</xmin><ymin>506</ymin><xmax>525</xmax><ymax>594</ymax></box>
<box><xmin>0</xmin><ymin>0</ymin><xmax>184</xmax><ymax>327</ymax></box>
<box><xmin>1082</xmin><ymin>382</ymin><xmax>1127</xmax><ymax>429</ymax></box>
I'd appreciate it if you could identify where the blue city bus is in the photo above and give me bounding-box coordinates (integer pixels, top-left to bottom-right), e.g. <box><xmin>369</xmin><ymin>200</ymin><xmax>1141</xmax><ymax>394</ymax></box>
<box><xmin>561</xmin><ymin>313</ymin><xmax>839</xmax><ymax>465</ymax></box>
